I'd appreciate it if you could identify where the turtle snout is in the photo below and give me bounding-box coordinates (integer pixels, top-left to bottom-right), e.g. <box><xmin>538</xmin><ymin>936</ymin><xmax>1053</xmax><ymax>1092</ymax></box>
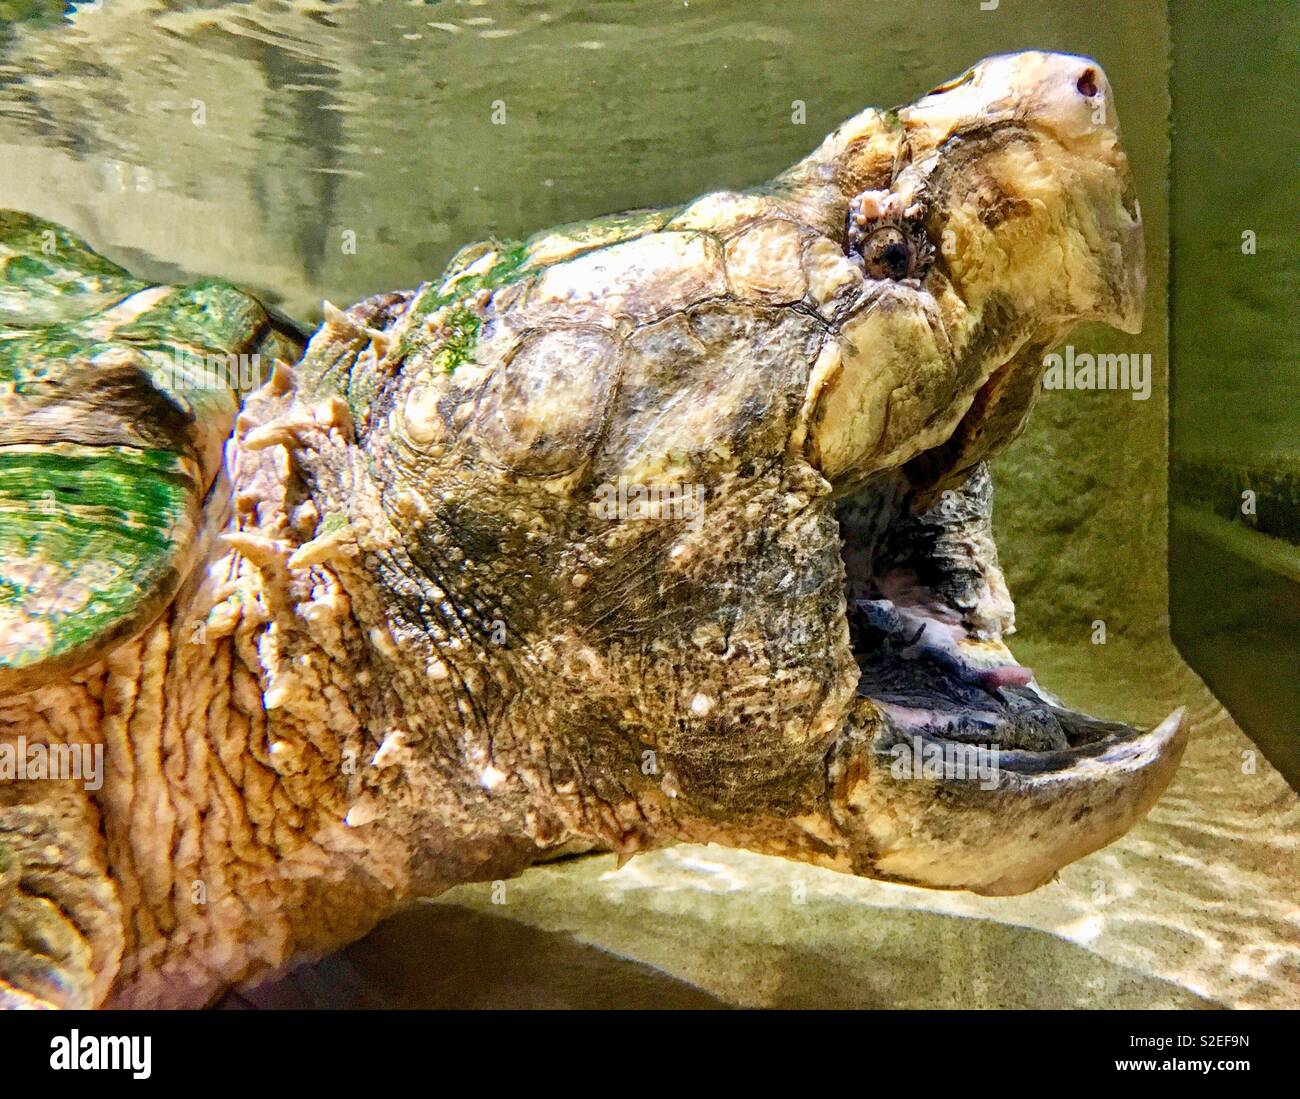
<box><xmin>1026</xmin><ymin>53</ymin><xmax>1122</xmax><ymax>144</ymax></box>
<box><xmin>1023</xmin><ymin>54</ymin><xmax>1147</xmax><ymax>335</ymax></box>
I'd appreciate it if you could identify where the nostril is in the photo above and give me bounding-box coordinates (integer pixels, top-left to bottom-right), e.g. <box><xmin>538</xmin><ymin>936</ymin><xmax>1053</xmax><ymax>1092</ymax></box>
<box><xmin>1076</xmin><ymin>68</ymin><xmax>1099</xmax><ymax>97</ymax></box>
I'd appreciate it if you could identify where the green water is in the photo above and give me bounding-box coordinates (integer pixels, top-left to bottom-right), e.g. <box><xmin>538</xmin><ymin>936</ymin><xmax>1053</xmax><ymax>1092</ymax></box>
<box><xmin>0</xmin><ymin>0</ymin><xmax>1170</xmax><ymax>324</ymax></box>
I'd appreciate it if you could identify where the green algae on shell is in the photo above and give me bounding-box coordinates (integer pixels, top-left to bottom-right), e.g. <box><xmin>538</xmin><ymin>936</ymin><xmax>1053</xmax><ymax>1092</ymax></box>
<box><xmin>299</xmin><ymin>207</ymin><xmax>683</xmax><ymax>410</ymax></box>
<box><xmin>0</xmin><ymin>210</ymin><xmax>302</xmax><ymax>692</ymax></box>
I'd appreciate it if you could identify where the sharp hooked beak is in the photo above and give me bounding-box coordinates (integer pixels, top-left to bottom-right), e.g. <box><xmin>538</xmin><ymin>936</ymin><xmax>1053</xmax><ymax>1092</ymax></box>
<box><xmin>828</xmin><ymin>695</ymin><xmax>1186</xmax><ymax>896</ymax></box>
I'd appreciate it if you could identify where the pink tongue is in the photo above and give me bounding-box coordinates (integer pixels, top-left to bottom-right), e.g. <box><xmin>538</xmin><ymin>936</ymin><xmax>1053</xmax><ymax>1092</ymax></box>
<box><xmin>980</xmin><ymin>664</ymin><xmax>1034</xmax><ymax>689</ymax></box>
<box><xmin>879</xmin><ymin>595</ymin><xmax>1034</xmax><ymax>692</ymax></box>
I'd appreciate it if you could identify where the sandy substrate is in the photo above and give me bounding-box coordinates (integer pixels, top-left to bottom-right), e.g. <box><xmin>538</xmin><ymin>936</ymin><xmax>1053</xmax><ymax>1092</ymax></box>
<box><xmin>235</xmin><ymin>640</ymin><xmax>1299</xmax><ymax>1009</ymax></box>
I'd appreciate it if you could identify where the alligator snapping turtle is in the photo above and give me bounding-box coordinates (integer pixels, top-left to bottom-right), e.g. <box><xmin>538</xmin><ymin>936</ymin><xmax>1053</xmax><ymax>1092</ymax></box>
<box><xmin>0</xmin><ymin>51</ymin><xmax>1183</xmax><ymax>1009</ymax></box>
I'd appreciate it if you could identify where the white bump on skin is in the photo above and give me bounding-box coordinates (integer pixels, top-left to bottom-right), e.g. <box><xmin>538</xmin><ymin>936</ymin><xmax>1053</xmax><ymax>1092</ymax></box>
<box><xmin>479</xmin><ymin>765</ymin><xmax>507</xmax><ymax>791</ymax></box>
<box><xmin>690</xmin><ymin>692</ymin><xmax>715</xmax><ymax>717</ymax></box>
<box><xmin>345</xmin><ymin>801</ymin><xmax>380</xmax><ymax>828</ymax></box>
<box><xmin>371</xmin><ymin>729</ymin><xmax>408</xmax><ymax>769</ymax></box>
<box><xmin>402</xmin><ymin>382</ymin><xmax>444</xmax><ymax>445</ymax></box>
<box><xmin>268</xmin><ymin>739</ymin><xmax>303</xmax><ymax>774</ymax></box>
<box><xmin>367</xmin><ymin>626</ymin><xmax>398</xmax><ymax>657</ymax></box>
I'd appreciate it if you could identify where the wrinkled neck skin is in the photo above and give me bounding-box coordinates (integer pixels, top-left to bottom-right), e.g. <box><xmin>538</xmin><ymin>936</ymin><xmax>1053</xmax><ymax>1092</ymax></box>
<box><xmin>242</xmin><ymin>373</ymin><xmax>869</xmax><ymax>867</ymax></box>
<box><xmin>2</xmin><ymin>386</ymin><xmax>545</xmax><ymax>1008</ymax></box>
<box><xmin>73</xmin><ymin>365</ymin><xmax>893</xmax><ymax>1008</ymax></box>
<box><xmin>235</xmin><ymin>366</ymin><xmax>906</xmax><ymax>897</ymax></box>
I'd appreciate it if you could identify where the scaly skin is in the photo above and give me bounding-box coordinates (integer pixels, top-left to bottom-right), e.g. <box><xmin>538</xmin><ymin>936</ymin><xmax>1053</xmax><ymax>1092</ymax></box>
<box><xmin>3</xmin><ymin>381</ymin><xmax>536</xmax><ymax>1007</ymax></box>
<box><xmin>0</xmin><ymin>52</ymin><xmax>1184</xmax><ymax>1008</ymax></box>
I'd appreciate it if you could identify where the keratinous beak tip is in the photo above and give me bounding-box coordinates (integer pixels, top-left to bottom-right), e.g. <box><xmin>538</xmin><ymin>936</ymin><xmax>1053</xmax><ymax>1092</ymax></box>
<box><xmin>830</xmin><ymin>701</ymin><xmax>1188</xmax><ymax>896</ymax></box>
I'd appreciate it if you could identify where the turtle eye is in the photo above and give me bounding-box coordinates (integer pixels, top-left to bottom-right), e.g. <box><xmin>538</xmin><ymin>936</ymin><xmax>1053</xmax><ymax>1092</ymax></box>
<box><xmin>860</xmin><ymin>227</ymin><xmax>916</xmax><ymax>281</ymax></box>
<box><xmin>844</xmin><ymin>189</ymin><xmax>932</xmax><ymax>282</ymax></box>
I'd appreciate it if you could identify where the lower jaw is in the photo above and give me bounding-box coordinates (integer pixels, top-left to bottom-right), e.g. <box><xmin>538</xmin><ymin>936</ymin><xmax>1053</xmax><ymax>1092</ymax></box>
<box><xmin>828</xmin><ymin>596</ymin><xmax>1187</xmax><ymax>896</ymax></box>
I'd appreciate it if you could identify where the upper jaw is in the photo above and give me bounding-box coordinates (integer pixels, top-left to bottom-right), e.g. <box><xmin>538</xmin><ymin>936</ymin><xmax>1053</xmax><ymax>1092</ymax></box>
<box><xmin>898</xmin><ymin>52</ymin><xmax>1148</xmax><ymax>331</ymax></box>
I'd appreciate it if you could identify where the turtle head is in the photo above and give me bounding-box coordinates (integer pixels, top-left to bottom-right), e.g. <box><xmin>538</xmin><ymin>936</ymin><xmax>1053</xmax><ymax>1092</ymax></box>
<box><xmin>765</xmin><ymin>54</ymin><xmax>1177</xmax><ymax>895</ymax></box>
<box><xmin>792</xmin><ymin>51</ymin><xmax>1146</xmax><ymax>491</ymax></box>
<box><xmin>276</xmin><ymin>56</ymin><xmax>1173</xmax><ymax>898</ymax></box>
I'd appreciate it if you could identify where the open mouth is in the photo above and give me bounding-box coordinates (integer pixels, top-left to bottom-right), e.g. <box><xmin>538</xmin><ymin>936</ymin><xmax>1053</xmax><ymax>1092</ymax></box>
<box><xmin>834</xmin><ymin>465</ymin><xmax>1179</xmax><ymax>775</ymax></box>
<box><xmin>847</xmin><ymin>597</ymin><xmax>1152</xmax><ymax>771</ymax></box>
<box><xmin>825</xmin><ymin>467</ymin><xmax>1186</xmax><ymax>896</ymax></box>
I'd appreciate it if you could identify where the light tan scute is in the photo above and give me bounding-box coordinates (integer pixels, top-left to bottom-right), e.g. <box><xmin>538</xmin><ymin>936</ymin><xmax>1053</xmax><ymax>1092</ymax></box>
<box><xmin>475</xmin><ymin>327</ymin><xmax>621</xmax><ymax>476</ymax></box>
<box><xmin>524</xmin><ymin>231</ymin><xmax>727</xmax><ymax>327</ymax></box>
<box><xmin>724</xmin><ymin>219</ymin><xmax>809</xmax><ymax>304</ymax></box>
<box><xmin>799</xmin><ymin>292</ymin><xmax>960</xmax><ymax>482</ymax></box>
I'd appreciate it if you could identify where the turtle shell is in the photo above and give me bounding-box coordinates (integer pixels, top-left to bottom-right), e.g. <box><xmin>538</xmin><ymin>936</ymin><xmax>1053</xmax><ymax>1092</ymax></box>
<box><xmin>0</xmin><ymin>211</ymin><xmax>302</xmax><ymax>693</ymax></box>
